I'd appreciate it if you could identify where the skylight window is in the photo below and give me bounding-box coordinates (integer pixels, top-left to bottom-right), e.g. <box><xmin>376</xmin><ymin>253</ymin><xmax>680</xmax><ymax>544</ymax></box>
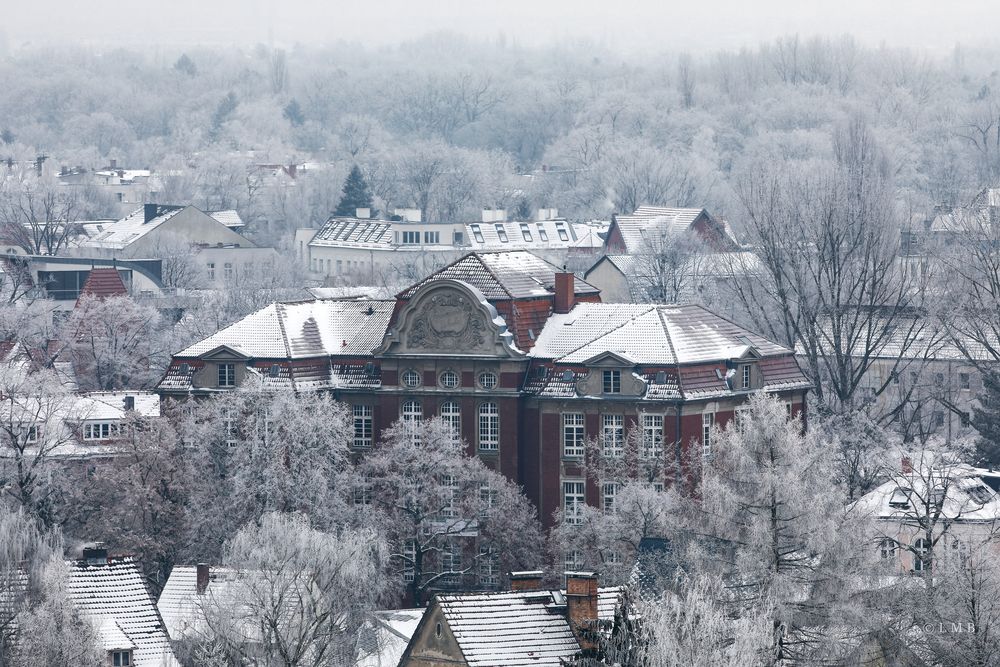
<box><xmin>471</xmin><ymin>224</ymin><xmax>484</xmax><ymax>243</ymax></box>
<box><xmin>519</xmin><ymin>223</ymin><xmax>532</xmax><ymax>241</ymax></box>
<box><xmin>495</xmin><ymin>224</ymin><xmax>508</xmax><ymax>243</ymax></box>
<box><xmin>537</xmin><ymin>224</ymin><xmax>548</xmax><ymax>241</ymax></box>
<box><xmin>555</xmin><ymin>222</ymin><xmax>569</xmax><ymax>241</ymax></box>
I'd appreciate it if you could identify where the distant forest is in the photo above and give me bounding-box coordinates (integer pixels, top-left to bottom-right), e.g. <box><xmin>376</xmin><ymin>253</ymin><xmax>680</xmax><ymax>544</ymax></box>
<box><xmin>1</xmin><ymin>35</ymin><xmax>998</xmax><ymax>235</ymax></box>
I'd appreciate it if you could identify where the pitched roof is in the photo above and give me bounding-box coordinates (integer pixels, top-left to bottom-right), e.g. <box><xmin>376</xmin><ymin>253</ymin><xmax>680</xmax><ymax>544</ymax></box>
<box><xmin>206</xmin><ymin>209</ymin><xmax>245</xmax><ymax>229</ymax></box>
<box><xmin>465</xmin><ymin>219</ymin><xmax>604</xmax><ymax>251</ymax></box>
<box><xmin>309</xmin><ymin>217</ymin><xmax>394</xmax><ymax>248</ymax></box>
<box><xmin>174</xmin><ymin>299</ymin><xmax>395</xmax><ymax>360</ymax></box>
<box><xmin>853</xmin><ymin>465</ymin><xmax>1000</xmax><ymax>523</ymax></box>
<box><xmin>531</xmin><ymin>303</ymin><xmax>793</xmax><ymax>365</ymax></box>
<box><xmin>398</xmin><ymin>251</ymin><xmax>600</xmax><ymax>301</ymax></box>
<box><xmin>67</xmin><ymin>556</ymin><xmax>178</xmax><ymax>666</ymax></box>
<box><xmin>80</xmin><ymin>205</ymin><xmax>186</xmax><ymax>250</ymax></box>
<box><xmin>430</xmin><ymin>587</ymin><xmax>623</xmax><ymax>667</ymax></box>
<box><xmin>77</xmin><ymin>267</ymin><xmax>128</xmax><ymax>301</ymax></box>
<box><xmin>610</xmin><ymin>206</ymin><xmax>706</xmax><ymax>254</ymax></box>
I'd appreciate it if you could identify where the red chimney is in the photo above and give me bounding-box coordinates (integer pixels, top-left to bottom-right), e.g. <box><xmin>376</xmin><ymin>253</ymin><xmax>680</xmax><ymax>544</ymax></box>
<box><xmin>902</xmin><ymin>457</ymin><xmax>913</xmax><ymax>474</ymax></box>
<box><xmin>554</xmin><ymin>271</ymin><xmax>575</xmax><ymax>314</ymax></box>
<box><xmin>510</xmin><ymin>570</ymin><xmax>544</xmax><ymax>592</ymax></box>
<box><xmin>196</xmin><ymin>563</ymin><xmax>210</xmax><ymax>595</ymax></box>
<box><xmin>566</xmin><ymin>571</ymin><xmax>599</xmax><ymax>652</ymax></box>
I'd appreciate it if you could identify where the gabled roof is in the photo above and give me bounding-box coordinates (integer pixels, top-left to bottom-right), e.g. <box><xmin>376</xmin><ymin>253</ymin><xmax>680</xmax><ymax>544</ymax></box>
<box><xmin>398</xmin><ymin>251</ymin><xmax>600</xmax><ymax>301</ymax></box>
<box><xmin>853</xmin><ymin>465</ymin><xmax>1000</xmax><ymax>523</ymax></box>
<box><xmin>67</xmin><ymin>556</ymin><xmax>178</xmax><ymax>666</ymax></box>
<box><xmin>175</xmin><ymin>299</ymin><xmax>395</xmax><ymax>360</ymax></box>
<box><xmin>465</xmin><ymin>219</ymin><xmax>604</xmax><ymax>251</ymax></box>
<box><xmin>610</xmin><ymin>206</ymin><xmax>707</xmax><ymax>254</ymax></box>
<box><xmin>530</xmin><ymin>303</ymin><xmax>793</xmax><ymax>365</ymax></box>
<box><xmin>424</xmin><ymin>587</ymin><xmax>623</xmax><ymax>667</ymax></box>
<box><xmin>80</xmin><ymin>205</ymin><xmax>186</xmax><ymax>250</ymax></box>
<box><xmin>77</xmin><ymin>267</ymin><xmax>128</xmax><ymax>301</ymax></box>
<box><xmin>309</xmin><ymin>217</ymin><xmax>393</xmax><ymax>248</ymax></box>
<box><xmin>206</xmin><ymin>209</ymin><xmax>245</xmax><ymax>229</ymax></box>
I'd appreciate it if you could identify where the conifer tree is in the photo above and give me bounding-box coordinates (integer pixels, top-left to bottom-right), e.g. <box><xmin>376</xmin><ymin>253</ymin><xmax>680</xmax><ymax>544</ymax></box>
<box><xmin>334</xmin><ymin>165</ymin><xmax>374</xmax><ymax>216</ymax></box>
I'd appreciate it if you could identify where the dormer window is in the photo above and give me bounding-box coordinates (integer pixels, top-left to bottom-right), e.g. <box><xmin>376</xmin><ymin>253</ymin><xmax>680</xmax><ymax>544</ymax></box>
<box><xmin>111</xmin><ymin>650</ymin><xmax>132</xmax><ymax>666</ymax></box>
<box><xmin>84</xmin><ymin>422</ymin><xmax>119</xmax><ymax>441</ymax></box>
<box><xmin>218</xmin><ymin>363</ymin><xmax>236</xmax><ymax>387</ymax></box>
<box><xmin>602</xmin><ymin>370</ymin><xmax>621</xmax><ymax>394</ymax></box>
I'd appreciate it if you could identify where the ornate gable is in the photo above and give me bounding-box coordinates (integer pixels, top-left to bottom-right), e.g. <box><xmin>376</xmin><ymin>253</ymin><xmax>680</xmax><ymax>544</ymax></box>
<box><xmin>378</xmin><ymin>280</ymin><xmax>523</xmax><ymax>358</ymax></box>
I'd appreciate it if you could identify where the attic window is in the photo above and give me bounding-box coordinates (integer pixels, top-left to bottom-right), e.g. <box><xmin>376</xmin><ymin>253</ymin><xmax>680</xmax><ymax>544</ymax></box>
<box><xmin>112</xmin><ymin>650</ymin><xmax>132</xmax><ymax>666</ymax></box>
<box><xmin>471</xmin><ymin>224</ymin><xmax>484</xmax><ymax>243</ymax></box>
<box><xmin>965</xmin><ymin>482</ymin><xmax>994</xmax><ymax>506</ymax></box>
<box><xmin>555</xmin><ymin>222</ymin><xmax>569</xmax><ymax>241</ymax></box>
<box><xmin>741</xmin><ymin>364</ymin><xmax>751</xmax><ymax>389</ymax></box>
<box><xmin>495</xmin><ymin>224</ymin><xmax>508</xmax><ymax>243</ymax></box>
<box><xmin>655</xmin><ymin>371</ymin><xmax>667</xmax><ymax>384</ymax></box>
<box><xmin>179</xmin><ymin>363</ymin><xmax>190</xmax><ymax>374</ymax></box>
<box><xmin>519</xmin><ymin>223</ymin><xmax>532</xmax><ymax>241</ymax></box>
<box><xmin>537</xmin><ymin>224</ymin><xmax>548</xmax><ymax>241</ymax></box>
<box><xmin>602</xmin><ymin>370</ymin><xmax>621</xmax><ymax>394</ymax></box>
<box><xmin>888</xmin><ymin>488</ymin><xmax>910</xmax><ymax>509</ymax></box>
<box><xmin>268</xmin><ymin>365</ymin><xmax>281</xmax><ymax>378</ymax></box>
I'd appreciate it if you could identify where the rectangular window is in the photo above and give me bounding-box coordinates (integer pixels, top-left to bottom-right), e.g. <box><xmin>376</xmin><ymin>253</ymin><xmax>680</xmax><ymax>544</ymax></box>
<box><xmin>603</xmin><ymin>370</ymin><xmax>621</xmax><ymax>394</ymax></box>
<box><xmin>218</xmin><ymin>363</ymin><xmax>236</xmax><ymax>387</ymax></box>
<box><xmin>933</xmin><ymin>411</ymin><xmax>944</xmax><ymax>428</ymax></box>
<box><xmin>555</xmin><ymin>222</ymin><xmax>569</xmax><ymax>241</ymax></box>
<box><xmin>83</xmin><ymin>422</ymin><xmax>118</xmax><ymax>441</ymax></box>
<box><xmin>519</xmin><ymin>223</ymin><xmax>532</xmax><ymax>241</ymax></box>
<box><xmin>563</xmin><ymin>413</ymin><xmax>585</xmax><ymax>457</ymax></box>
<box><xmin>495</xmin><ymin>223</ymin><xmax>508</xmax><ymax>243</ymax></box>
<box><xmin>641</xmin><ymin>414</ymin><xmax>663</xmax><ymax>458</ymax></box>
<box><xmin>335</xmin><ymin>259</ymin><xmax>342</xmax><ymax>275</ymax></box>
<box><xmin>223</xmin><ymin>263</ymin><xmax>233</xmax><ymax>281</ymax></box>
<box><xmin>478</xmin><ymin>545</ymin><xmax>499</xmax><ymax>587</ymax></box>
<box><xmin>962</xmin><ymin>412</ymin><xmax>972</xmax><ymax>427</ymax></box>
<box><xmin>423</xmin><ymin>231</ymin><xmax>440</xmax><ymax>244</ymax></box>
<box><xmin>353</xmin><ymin>475</ymin><xmax>372</xmax><ymax>505</ymax></box>
<box><xmin>742</xmin><ymin>364</ymin><xmax>751</xmax><ymax>389</ymax></box>
<box><xmin>402</xmin><ymin>231</ymin><xmax>420</xmax><ymax>244</ymax></box>
<box><xmin>478</xmin><ymin>402</ymin><xmax>499</xmax><ymax>450</ymax></box>
<box><xmin>223</xmin><ymin>407</ymin><xmax>238</xmax><ymax>447</ymax></box>
<box><xmin>471</xmin><ymin>224</ymin><xmax>484</xmax><ymax>243</ymax></box>
<box><xmin>453</xmin><ymin>231</ymin><xmax>464</xmax><ymax>244</ymax></box>
<box><xmin>601</xmin><ymin>414</ymin><xmax>624</xmax><ymax>458</ymax></box>
<box><xmin>702</xmin><ymin>412</ymin><xmax>715</xmax><ymax>458</ymax></box>
<box><xmin>563</xmin><ymin>481</ymin><xmax>585</xmax><ymax>525</ymax></box>
<box><xmin>112</xmin><ymin>652</ymin><xmax>131</xmax><ymax>667</ymax></box>
<box><xmin>442</xmin><ymin>540</ymin><xmax>462</xmax><ymax>583</ymax></box>
<box><xmin>536</xmin><ymin>224</ymin><xmax>548</xmax><ymax>241</ymax></box>
<box><xmin>960</xmin><ymin>372</ymin><xmax>971</xmax><ymax>390</ymax></box>
<box><xmin>564</xmin><ymin>549</ymin><xmax>583</xmax><ymax>573</ymax></box>
<box><xmin>935</xmin><ymin>372</ymin><xmax>945</xmax><ymax>387</ymax></box>
<box><xmin>602</xmin><ymin>481</ymin><xmax>619</xmax><ymax>512</ymax></box>
<box><xmin>23</xmin><ymin>425</ymin><xmax>40</xmax><ymax>443</ymax></box>
<box><xmin>206</xmin><ymin>262</ymin><xmax>215</xmax><ymax>280</ymax></box>
<box><xmin>402</xmin><ymin>540</ymin><xmax>416</xmax><ymax>582</ymax></box>
<box><xmin>353</xmin><ymin>405</ymin><xmax>373</xmax><ymax>448</ymax></box>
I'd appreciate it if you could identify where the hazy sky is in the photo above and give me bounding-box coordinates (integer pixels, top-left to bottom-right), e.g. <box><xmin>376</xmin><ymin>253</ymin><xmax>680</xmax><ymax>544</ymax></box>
<box><xmin>5</xmin><ymin>0</ymin><xmax>998</xmax><ymax>55</ymax></box>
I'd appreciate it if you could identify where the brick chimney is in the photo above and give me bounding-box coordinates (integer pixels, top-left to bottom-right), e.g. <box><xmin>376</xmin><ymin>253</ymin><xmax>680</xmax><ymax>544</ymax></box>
<box><xmin>566</xmin><ymin>571</ymin><xmax>599</xmax><ymax>652</ymax></box>
<box><xmin>510</xmin><ymin>570</ymin><xmax>544</xmax><ymax>592</ymax></box>
<box><xmin>554</xmin><ymin>271</ymin><xmax>575</xmax><ymax>314</ymax></box>
<box><xmin>196</xmin><ymin>563</ymin><xmax>210</xmax><ymax>595</ymax></box>
<box><xmin>902</xmin><ymin>456</ymin><xmax>913</xmax><ymax>474</ymax></box>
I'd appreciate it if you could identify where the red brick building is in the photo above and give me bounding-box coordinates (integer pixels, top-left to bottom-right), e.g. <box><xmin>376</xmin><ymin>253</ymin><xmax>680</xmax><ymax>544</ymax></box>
<box><xmin>158</xmin><ymin>251</ymin><xmax>809</xmax><ymax>525</ymax></box>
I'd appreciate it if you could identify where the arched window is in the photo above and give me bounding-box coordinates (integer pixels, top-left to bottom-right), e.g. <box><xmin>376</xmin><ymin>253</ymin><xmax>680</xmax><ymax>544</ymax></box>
<box><xmin>441</xmin><ymin>401</ymin><xmax>461</xmax><ymax>434</ymax></box>
<box><xmin>913</xmin><ymin>537</ymin><xmax>930</xmax><ymax>572</ymax></box>
<box><xmin>401</xmin><ymin>400</ymin><xmax>422</xmax><ymax>422</ymax></box>
<box><xmin>478</xmin><ymin>402</ymin><xmax>499</xmax><ymax>450</ymax></box>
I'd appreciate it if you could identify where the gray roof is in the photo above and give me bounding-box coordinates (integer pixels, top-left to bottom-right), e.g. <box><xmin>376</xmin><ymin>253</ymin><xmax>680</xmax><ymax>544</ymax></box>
<box><xmin>466</xmin><ymin>219</ymin><xmax>604</xmax><ymax>251</ymax></box>
<box><xmin>398</xmin><ymin>251</ymin><xmax>600</xmax><ymax>301</ymax></box>
<box><xmin>309</xmin><ymin>217</ymin><xmax>393</xmax><ymax>248</ymax></box>
<box><xmin>611</xmin><ymin>206</ymin><xmax>706</xmax><ymax>253</ymax></box>
<box><xmin>80</xmin><ymin>205</ymin><xmax>187</xmax><ymax>250</ymax></box>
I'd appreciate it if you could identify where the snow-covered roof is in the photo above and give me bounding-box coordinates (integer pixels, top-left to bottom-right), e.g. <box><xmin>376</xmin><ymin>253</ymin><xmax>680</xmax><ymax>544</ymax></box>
<box><xmin>309</xmin><ymin>217</ymin><xmax>393</xmax><ymax>249</ymax></box>
<box><xmin>175</xmin><ymin>299</ymin><xmax>395</xmax><ymax>359</ymax></box>
<box><xmin>80</xmin><ymin>205</ymin><xmax>187</xmax><ymax>250</ymax></box>
<box><xmin>427</xmin><ymin>587</ymin><xmax>623</xmax><ymax>667</ymax></box>
<box><xmin>157</xmin><ymin>566</ymin><xmax>233</xmax><ymax>640</ymax></box>
<box><xmin>356</xmin><ymin>609</ymin><xmax>424</xmax><ymax>667</ymax></box>
<box><xmin>465</xmin><ymin>219</ymin><xmax>603</xmax><ymax>251</ymax></box>
<box><xmin>853</xmin><ymin>465</ymin><xmax>1000</xmax><ymax>524</ymax></box>
<box><xmin>71</xmin><ymin>391</ymin><xmax>160</xmax><ymax>421</ymax></box>
<box><xmin>530</xmin><ymin>303</ymin><xmax>792</xmax><ymax>365</ymax></box>
<box><xmin>610</xmin><ymin>206</ymin><xmax>707</xmax><ymax>254</ymax></box>
<box><xmin>67</xmin><ymin>556</ymin><xmax>179</xmax><ymax>666</ymax></box>
<box><xmin>206</xmin><ymin>209</ymin><xmax>245</xmax><ymax>229</ymax></box>
<box><xmin>398</xmin><ymin>251</ymin><xmax>600</xmax><ymax>301</ymax></box>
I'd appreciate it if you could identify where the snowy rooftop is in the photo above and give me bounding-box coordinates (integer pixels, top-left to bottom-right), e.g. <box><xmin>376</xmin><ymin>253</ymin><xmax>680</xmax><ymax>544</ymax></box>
<box><xmin>853</xmin><ymin>465</ymin><xmax>1000</xmax><ymax>523</ymax></box>
<box><xmin>67</xmin><ymin>556</ymin><xmax>179</xmax><ymax>666</ymax></box>
<box><xmin>206</xmin><ymin>209</ymin><xmax>245</xmax><ymax>229</ymax></box>
<box><xmin>79</xmin><ymin>205</ymin><xmax>186</xmax><ymax>250</ymax></box>
<box><xmin>428</xmin><ymin>587</ymin><xmax>623</xmax><ymax>667</ymax></box>
<box><xmin>530</xmin><ymin>302</ymin><xmax>792</xmax><ymax>365</ymax></box>
<box><xmin>309</xmin><ymin>217</ymin><xmax>394</xmax><ymax>248</ymax></box>
<box><xmin>611</xmin><ymin>206</ymin><xmax>707</xmax><ymax>253</ymax></box>
<box><xmin>357</xmin><ymin>609</ymin><xmax>424</xmax><ymax>667</ymax></box>
<box><xmin>465</xmin><ymin>219</ymin><xmax>604</xmax><ymax>251</ymax></box>
<box><xmin>175</xmin><ymin>299</ymin><xmax>395</xmax><ymax>359</ymax></box>
<box><xmin>398</xmin><ymin>251</ymin><xmax>600</xmax><ymax>301</ymax></box>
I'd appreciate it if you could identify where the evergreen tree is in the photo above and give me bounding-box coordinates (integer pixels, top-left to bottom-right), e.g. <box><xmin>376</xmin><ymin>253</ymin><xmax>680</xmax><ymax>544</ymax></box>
<box><xmin>283</xmin><ymin>98</ymin><xmax>305</xmax><ymax>127</ymax></box>
<box><xmin>972</xmin><ymin>370</ymin><xmax>1000</xmax><ymax>466</ymax></box>
<box><xmin>173</xmin><ymin>53</ymin><xmax>197</xmax><ymax>77</ymax></box>
<box><xmin>334</xmin><ymin>165</ymin><xmax>374</xmax><ymax>216</ymax></box>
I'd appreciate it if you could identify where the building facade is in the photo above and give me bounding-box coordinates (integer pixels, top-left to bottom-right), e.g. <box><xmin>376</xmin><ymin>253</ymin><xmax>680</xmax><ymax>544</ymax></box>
<box><xmin>158</xmin><ymin>251</ymin><xmax>810</xmax><ymax>524</ymax></box>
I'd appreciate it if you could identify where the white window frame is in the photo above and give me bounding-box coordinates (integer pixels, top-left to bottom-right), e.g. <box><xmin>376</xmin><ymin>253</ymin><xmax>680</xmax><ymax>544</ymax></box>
<box><xmin>741</xmin><ymin>364</ymin><xmax>751</xmax><ymax>389</ymax></box>
<box><xmin>423</xmin><ymin>231</ymin><xmax>440</xmax><ymax>244</ymax></box>
<box><xmin>112</xmin><ymin>651</ymin><xmax>132</xmax><ymax>667</ymax></box>
<box><xmin>702</xmin><ymin>412</ymin><xmax>715</xmax><ymax>458</ymax></box>
<box><xmin>401</xmin><ymin>400</ymin><xmax>422</xmax><ymax>423</ymax></box>
<box><xmin>913</xmin><ymin>537</ymin><xmax>930</xmax><ymax>572</ymax></box>
<box><xmin>602</xmin><ymin>370</ymin><xmax>621</xmax><ymax>394</ymax></box>
<box><xmin>401</xmin><ymin>369</ymin><xmax>421</xmax><ymax>388</ymax></box>
<box><xmin>353</xmin><ymin>405</ymin><xmax>373</xmax><ymax>448</ymax></box>
<box><xmin>478</xmin><ymin>402</ymin><xmax>499</xmax><ymax>450</ymax></box>
<box><xmin>439</xmin><ymin>370</ymin><xmax>460</xmax><ymax>389</ymax></box>
<box><xmin>602</xmin><ymin>414</ymin><xmax>624</xmax><ymax>458</ymax></box>
<box><xmin>641</xmin><ymin>414</ymin><xmax>663</xmax><ymax>458</ymax></box>
<box><xmin>602</xmin><ymin>481</ymin><xmax>619</xmax><ymax>512</ymax></box>
<box><xmin>563</xmin><ymin>480</ymin><xmax>585</xmax><ymax>525</ymax></box>
<box><xmin>402</xmin><ymin>540</ymin><xmax>416</xmax><ymax>582</ymax></box>
<box><xmin>218</xmin><ymin>363</ymin><xmax>236</xmax><ymax>387</ymax></box>
<box><xmin>563</xmin><ymin>413</ymin><xmax>585</xmax><ymax>458</ymax></box>
<box><xmin>495</xmin><ymin>223</ymin><xmax>508</xmax><ymax>243</ymax></box>
<box><xmin>478</xmin><ymin>544</ymin><xmax>499</xmax><ymax>587</ymax></box>
<box><xmin>401</xmin><ymin>231</ymin><xmax>420</xmax><ymax>244</ymax></box>
<box><xmin>83</xmin><ymin>421</ymin><xmax>118</xmax><ymax>441</ymax></box>
<box><xmin>441</xmin><ymin>401</ymin><xmax>461</xmax><ymax>435</ymax></box>
<box><xmin>478</xmin><ymin>371</ymin><xmax>498</xmax><ymax>390</ymax></box>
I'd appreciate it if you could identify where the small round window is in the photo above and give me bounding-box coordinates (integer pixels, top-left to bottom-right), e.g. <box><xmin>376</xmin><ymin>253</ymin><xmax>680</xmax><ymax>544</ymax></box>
<box><xmin>440</xmin><ymin>370</ymin><xmax>460</xmax><ymax>389</ymax></box>
<box><xmin>401</xmin><ymin>369</ymin><xmax>421</xmax><ymax>388</ymax></box>
<box><xmin>478</xmin><ymin>371</ymin><xmax>498</xmax><ymax>390</ymax></box>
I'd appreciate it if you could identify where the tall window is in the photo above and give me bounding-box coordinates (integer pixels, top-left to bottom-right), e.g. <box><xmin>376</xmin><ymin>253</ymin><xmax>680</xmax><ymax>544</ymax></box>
<box><xmin>441</xmin><ymin>475</ymin><xmax>459</xmax><ymax>519</ymax></box>
<box><xmin>555</xmin><ymin>222</ymin><xmax>569</xmax><ymax>241</ymax></box>
<box><xmin>478</xmin><ymin>545</ymin><xmax>499</xmax><ymax>587</ymax></box>
<box><xmin>602</xmin><ymin>414</ymin><xmax>624</xmax><ymax>458</ymax></box>
<box><xmin>536</xmin><ymin>224</ymin><xmax>549</xmax><ymax>241</ymax></box>
<box><xmin>741</xmin><ymin>364</ymin><xmax>751</xmax><ymax>389</ymax></box>
<box><xmin>602</xmin><ymin>370</ymin><xmax>621</xmax><ymax>394</ymax></box>
<box><xmin>641</xmin><ymin>414</ymin><xmax>663</xmax><ymax>458</ymax></box>
<box><xmin>563</xmin><ymin>481</ymin><xmax>585</xmax><ymax>525</ymax></box>
<box><xmin>402</xmin><ymin>540</ymin><xmax>416</xmax><ymax>582</ymax></box>
<box><xmin>478</xmin><ymin>402</ymin><xmax>499</xmax><ymax>450</ymax></box>
<box><xmin>471</xmin><ymin>224</ymin><xmax>484</xmax><ymax>243</ymax></box>
<box><xmin>401</xmin><ymin>400</ymin><xmax>422</xmax><ymax>422</ymax></box>
<box><xmin>353</xmin><ymin>474</ymin><xmax>373</xmax><ymax>505</ymax></box>
<box><xmin>702</xmin><ymin>412</ymin><xmax>715</xmax><ymax>458</ymax></box>
<box><xmin>206</xmin><ymin>262</ymin><xmax>215</xmax><ymax>280</ymax></box>
<box><xmin>353</xmin><ymin>405</ymin><xmax>373</xmax><ymax>448</ymax></box>
<box><xmin>223</xmin><ymin>407</ymin><xmax>238</xmax><ymax>447</ymax></box>
<box><xmin>602</xmin><ymin>481</ymin><xmax>619</xmax><ymax>512</ymax></box>
<box><xmin>960</xmin><ymin>372</ymin><xmax>971</xmax><ymax>390</ymax></box>
<box><xmin>495</xmin><ymin>223</ymin><xmax>508</xmax><ymax>242</ymax></box>
<box><xmin>913</xmin><ymin>537</ymin><xmax>930</xmax><ymax>572</ymax></box>
<box><xmin>441</xmin><ymin>401</ymin><xmax>461</xmax><ymax>435</ymax></box>
<box><xmin>223</xmin><ymin>263</ymin><xmax>233</xmax><ymax>281</ymax></box>
<box><xmin>519</xmin><ymin>223</ymin><xmax>532</xmax><ymax>241</ymax></box>
<box><xmin>564</xmin><ymin>549</ymin><xmax>583</xmax><ymax>573</ymax></box>
<box><xmin>218</xmin><ymin>363</ymin><xmax>236</xmax><ymax>387</ymax></box>
<box><xmin>563</xmin><ymin>413</ymin><xmax>585</xmax><ymax>458</ymax></box>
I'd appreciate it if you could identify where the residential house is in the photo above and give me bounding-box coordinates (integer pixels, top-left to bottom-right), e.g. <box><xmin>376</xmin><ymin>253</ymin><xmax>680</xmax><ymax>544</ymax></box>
<box><xmin>603</xmin><ymin>205</ymin><xmax>738</xmax><ymax>255</ymax></box>
<box><xmin>0</xmin><ymin>255</ymin><xmax>164</xmax><ymax>311</ymax></box>
<box><xmin>158</xmin><ymin>250</ymin><xmax>809</xmax><ymax>528</ymax></box>
<box><xmin>67</xmin><ymin>546</ymin><xmax>179</xmax><ymax>666</ymax></box>
<box><xmin>398</xmin><ymin>571</ymin><xmax>624</xmax><ymax>667</ymax></box>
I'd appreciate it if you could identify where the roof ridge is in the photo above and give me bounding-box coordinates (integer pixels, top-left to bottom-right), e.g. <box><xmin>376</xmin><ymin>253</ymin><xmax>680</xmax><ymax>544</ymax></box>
<box><xmin>553</xmin><ymin>304</ymin><xmax>658</xmax><ymax>361</ymax></box>
<box><xmin>472</xmin><ymin>252</ymin><xmax>515</xmax><ymax>300</ymax></box>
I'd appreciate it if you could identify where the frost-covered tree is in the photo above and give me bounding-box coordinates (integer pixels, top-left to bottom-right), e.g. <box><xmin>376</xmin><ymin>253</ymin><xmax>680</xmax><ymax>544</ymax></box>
<box><xmin>354</xmin><ymin>418</ymin><xmax>545</xmax><ymax>605</ymax></box>
<box><xmin>195</xmin><ymin>513</ymin><xmax>388</xmax><ymax>667</ymax></box>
